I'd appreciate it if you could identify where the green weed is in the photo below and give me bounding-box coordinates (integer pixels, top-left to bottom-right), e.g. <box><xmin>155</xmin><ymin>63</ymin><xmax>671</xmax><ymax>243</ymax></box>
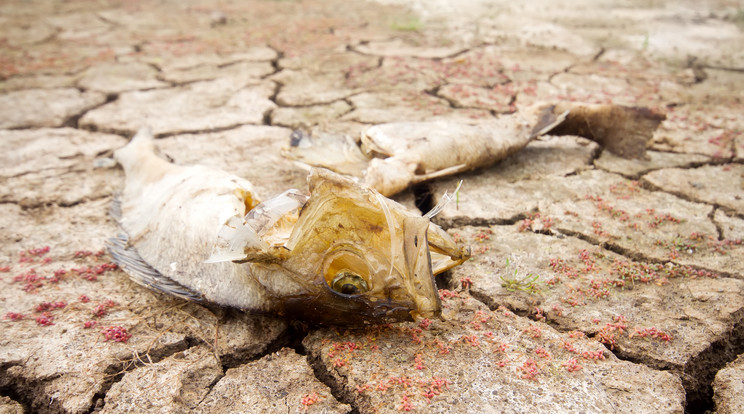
<box><xmin>500</xmin><ymin>258</ymin><xmax>543</xmax><ymax>295</ymax></box>
<box><xmin>391</xmin><ymin>18</ymin><xmax>423</xmax><ymax>32</ymax></box>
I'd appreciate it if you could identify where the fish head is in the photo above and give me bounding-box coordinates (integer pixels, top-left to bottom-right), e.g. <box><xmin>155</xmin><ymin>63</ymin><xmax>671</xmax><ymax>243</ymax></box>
<box><xmin>277</xmin><ymin>169</ymin><xmax>449</xmax><ymax>326</ymax></box>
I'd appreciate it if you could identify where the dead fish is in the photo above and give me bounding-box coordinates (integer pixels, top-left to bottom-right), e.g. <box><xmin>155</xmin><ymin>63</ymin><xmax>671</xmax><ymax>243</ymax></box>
<box><xmin>108</xmin><ymin>127</ymin><xmax>469</xmax><ymax>326</ymax></box>
<box><xmin>283</xmin><ymin>103</ymin><xmax>665</xmax><ymax>196</ymax></box>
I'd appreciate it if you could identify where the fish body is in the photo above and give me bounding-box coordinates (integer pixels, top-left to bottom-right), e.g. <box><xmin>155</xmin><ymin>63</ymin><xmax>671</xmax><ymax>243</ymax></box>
<box><xmin>283</xmin><ymin>103</ymin><xmax>664</xmax><ymax>197</ymax></box>
<box><xmin>284</xmin><ymin>104</ymin><xmax>564</xmax><ymax>196</ymax></box>
<box><xmin>109</xmin><ymin>128</ymin><xmax>469</xmax><ymax>326</ymax></box>
<box><xmin>359</xmin><ymin>113</ymin><xmax>544</xmax><ymax>196</ymax></box>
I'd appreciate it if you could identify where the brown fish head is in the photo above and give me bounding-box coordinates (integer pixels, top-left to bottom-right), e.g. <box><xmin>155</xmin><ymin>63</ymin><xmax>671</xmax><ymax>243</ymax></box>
<box><xmin>208</xmin><ymin>168</ymin><xmax>469</xmax><ymax>326</ymax></box>
<box><xmin>275</xmin><ymin>169</ymin><xmax>446</xmax><ymax>326</ymax></box>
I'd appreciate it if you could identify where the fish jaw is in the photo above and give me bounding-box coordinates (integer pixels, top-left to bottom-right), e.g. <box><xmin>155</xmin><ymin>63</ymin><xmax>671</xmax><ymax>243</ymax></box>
<box><xmin>427</xmin><ymin>223</ymin><xmax>471</xmax><ymax>275</ymax></box>
<box><xmin>402</xmin><ymin>215</ymin><xmax>442</xmax><ymax>320</ymax></box>
<box><xmin>280</xmin><ymin>288</ymin><xmax>416</xmax><ymax>326</ymax></box>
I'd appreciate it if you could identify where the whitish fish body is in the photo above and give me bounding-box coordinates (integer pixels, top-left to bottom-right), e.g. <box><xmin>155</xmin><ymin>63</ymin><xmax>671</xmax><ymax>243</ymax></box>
<box><xmin>283</xmin><ymin>103</ymin><xmax>664</xmax><ymax>197</ymax></box>
<box><xmin>109</xmin><ymin>128</ymin><xmax>469</xmax><ymax>326</ymax></box>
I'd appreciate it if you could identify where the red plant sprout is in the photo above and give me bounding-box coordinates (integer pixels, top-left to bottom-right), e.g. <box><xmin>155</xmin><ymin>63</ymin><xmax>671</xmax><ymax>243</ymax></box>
<box><xmin>493</xmin><ymin>305</ymin><xmax>510</xmax><ymax>316</ymax></box>
<box><xmin>460</xmin><ymin>334</ymin><xmax>480</xmax><ymax>347</ymax></box>
<box><xmin>376</xmin><ymin>380</ymin><xmax>391</xmax><ymax>392</ymax></box>
<box><xmin>300</xmin><ymin>391</ymin><xmax>321</xmax><ymax>409</ymax></box>
<box><xmin>409</xmin><ymin>328</ymin><xmax>423</xmax><ymax>344</ymax></box>
<box><xmin>535</xmin><ymin>347</ymin><xmax>552</xmax><ymax>360</ymax></box>
<box><xmin>629</xmin><ymin>327</ymin><xmax>672</xmax><ymax>342</ymax></box>
<box><xmin>398</xmin><ymin>394</ymin><xmax>414</xmax><ymax>411</ymax></box>
<box><xmin>418</xmin><ymin>318</ymin><xmax>431</xmax><ymax>330</ymax></box>
<box><xmin>439</xmin><ymin>289</ymin><xmax>460</xmax><ymax>300</ymax></box>
<box><xmin>26</xmin><ymin>246</ymin><xmax>50</xmax><ymax>257</ymax></box>
<box><xmin>92</xmin><ymin>299</ymin><xmax>117</xmax><ymax>318</ymax></box>
<box><xmin>12</xmin><ymin>269</ymin><xmax>45</xmax><ymax>292</ymax></box>
<box><xmin>421</xmin><ymin>377</ymin><xmax>451</xmax><ymax>401</ymax></box>
<box><xmin>518</xmin><ymin>359</ymin><xmax>540</xmax><ymax>381</ymax></box>
<box><xmin>101</xmin><ymin>326</ymin><xmax>131</xmax><ymax>343</ymax></box>
<box><xmin>582</xmin><ymin>350</ymin><xmax>606</xmax><ymax>360</ymax></box>
<box><xmin>562</xmin><ymin>358</ymin><xmax>583</xmax><ymax>372</ymax></box>
<box><xmin>49</xmin><ymin>268</ymin><xmax>67</xmax><ymax>283</ymax></box>
<box><xmin>563</xmin><ymin>340</ymin><xmax>578</xmax><ymax>354</ymax></box>
<box><xmin>435</xmin><ymin>338</ymin><xmax>452</xmax><ymax>355</ymax></box>
<box><xmin>524</xmin><ymin>324</ymin><xmax>542</xmax><ymax>339</ymax></box>
<box><xmin>533</xmin><ymin>307</ymin><xmax>546</xmax><ymax>322</ymax></box>
<box><xmin>35</xmin><ymin>301</ymin><xmax>66</xmax><ymax>312</ymax></box>
<box><xmin>460</xmin><ymin>277</ymin><xmax>473</xmax><ymax>289</ymax></box>
<box><xmin>35</xmin><ymin>312</ymin><xmax>54</xmax><ymax>326</ymax></box>
<box><xmin>4</xmin><ymin>312</ymin><xmax>24</xmax><ymax>321</ymax></box>
<box><xmin>414</xmin><ymin>353</ymin><xmax>425</xmax><ymax>370</ymax></box>
<box><xmin>84</xmin><ymin>320</ymin><xmax>98</xmax><ymax>329</ymax></box>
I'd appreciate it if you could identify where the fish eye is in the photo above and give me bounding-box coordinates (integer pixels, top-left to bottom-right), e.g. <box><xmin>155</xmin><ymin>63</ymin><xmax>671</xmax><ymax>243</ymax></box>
<box><xmin>323</xmin><ymin>248</ymin><xmax>372</xmax><ymax>295</ymax></box>
<box><xmin>331</xmin><ymin>271</ymin><xmax>369</xmax><ymax>295</ymax></box>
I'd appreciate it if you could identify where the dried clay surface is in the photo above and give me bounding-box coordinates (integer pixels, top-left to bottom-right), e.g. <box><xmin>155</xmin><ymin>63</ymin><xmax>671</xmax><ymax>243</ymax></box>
<box><xmin>1</xmin><ymin>0</ymin><xmax>743</xmax><ymax>413</ymax></box>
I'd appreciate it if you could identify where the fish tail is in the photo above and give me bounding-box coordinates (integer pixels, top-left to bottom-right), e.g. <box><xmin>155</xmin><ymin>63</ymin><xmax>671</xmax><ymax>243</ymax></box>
<box><xmin>114</xmin><ymin>127</ymin><xmax>156</xmax><ymax>171</ymax></box>
<box><xmin>114</xmin><ymin>127</ymin><xmax>175</xmax><ymax>186</ymax></box>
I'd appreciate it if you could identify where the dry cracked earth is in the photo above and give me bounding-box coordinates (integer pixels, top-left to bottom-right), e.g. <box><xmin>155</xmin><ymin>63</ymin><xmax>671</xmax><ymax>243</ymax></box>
<box><xmin>1</xmin><ymin>0</ymin><xmax>744</xmax><ymax>413</ymax></box>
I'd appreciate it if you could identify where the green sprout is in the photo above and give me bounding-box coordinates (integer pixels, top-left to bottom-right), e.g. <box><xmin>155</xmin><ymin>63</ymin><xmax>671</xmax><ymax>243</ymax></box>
<box><xmin>641</xmin><ymin>33</ymin><xmax>650</xmax><ymax>51</ymax></box>
<box><xmin>391</xmin><ymin>17</ymin><xmax>423</xmax><ymax>32</ymax></box>
<box><xmin>500</xmin><ymin>258</ymin><xmax>543</xmax><ymax>295</ymax></box>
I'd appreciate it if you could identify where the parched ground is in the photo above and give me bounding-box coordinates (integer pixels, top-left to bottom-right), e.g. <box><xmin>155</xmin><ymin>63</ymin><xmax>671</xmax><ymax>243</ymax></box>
<box><xmin>1</xmin><ymin>0</ymin><xmax>743</xmax><ymax>413</ymax></box>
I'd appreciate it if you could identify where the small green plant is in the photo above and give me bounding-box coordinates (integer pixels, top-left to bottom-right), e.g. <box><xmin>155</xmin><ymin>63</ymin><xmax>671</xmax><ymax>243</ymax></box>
<box><xmin>391</xmin><ymin>17</ymin><xmax>423</xmax><ymax>32</ymax></box>
<box><xmin>729</xmin><ymin>8</ymin><xmax>744</xmax><ymax>29</ymax></box>
<box><xmin>500</xmin><ymin>258</ymin><xmax>543</xmax><ymax>295</ymax></box>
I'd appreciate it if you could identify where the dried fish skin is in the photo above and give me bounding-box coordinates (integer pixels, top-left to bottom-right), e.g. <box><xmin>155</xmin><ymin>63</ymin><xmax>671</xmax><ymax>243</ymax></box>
<box><xmin>283</xmin><ymin>130</ymin><xmax>369</xmax><ymax>177</ymax></box>
<box><xmin>281</xmin><ymin>103</ymin><xmax>664</xmax><ymax>197</ymax></box>
<box><xmin>111</xmin><ymin>127</ymin><xmax>272</xmax><ymax>311</ymax></box>
<box><xmin>360</xmin><ymin>120</ymin><xmax>526</xmax><ymax>196</ymax></box>
<box><xmin>361</xmin><ymin>105</ymin><xmax>560</xmax><ymax>196</ymax></box>
<box><xmin>109</xmin><ymin>128</ymin><xmax>469</xmax><ymax>326</ymax></box>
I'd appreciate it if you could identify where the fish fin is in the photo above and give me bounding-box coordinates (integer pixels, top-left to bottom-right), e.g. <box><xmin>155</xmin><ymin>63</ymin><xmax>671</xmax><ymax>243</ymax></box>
<box><xmin>244</xmin><ymin>189</ymin><xmax>308</xmax><ymax>235</ymax></box>
<box><xmin>109</xmin><ymin>194</ymin><xmax>122</xmax><ymax>223</ymax></box>
<box><xmin>549</xmin><ymin>103</ymin><xmax>665</xmax><ymax>159</ymax></box>
<box><xmin>114</xmin><ymin>126</ymin><xmax>176</xmax><ymax>185</ymax></box>
<box><xmin>529</xmin><ymin>106</ymin><xmax>570</xmax><ymax>139</ymax></box>
<box><xmin>424</xmin><ymin>180</ymin><xmax>463</xmax><ymax>219</ymax></box>
<box><xmin>413</xmin><ymin>165</ymin><xmax>468</xmax><ymax>186</ymax></box>
<box><xmin>114</xmin><ymin>126</ymin><xmax>155</xmax><ymax>167</ymax></box>
<box><xmin>107</xmin><ymin>234</ymin><xmax>205</xmax><ymax>302</ymax></box>
<box><xmin>206</xmin><ymin>215</ymin><xmax>268</xmax><ymax>263</ymax></box>
<box><xmin>282</xmin><ymin>130</ymin><xmax>369</xmax><ymax>177</ymax></box>
<box><xmin>207</xmin><ymin>190</ymin><xmax>307</xmax><ymax>263</ymax></box>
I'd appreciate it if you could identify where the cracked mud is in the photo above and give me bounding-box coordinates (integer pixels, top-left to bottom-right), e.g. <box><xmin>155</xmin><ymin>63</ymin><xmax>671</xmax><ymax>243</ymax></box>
<box><xmin>1</xmin><ymin>0</ymin><xmax>743</xmax><ymax>413</ymax></box>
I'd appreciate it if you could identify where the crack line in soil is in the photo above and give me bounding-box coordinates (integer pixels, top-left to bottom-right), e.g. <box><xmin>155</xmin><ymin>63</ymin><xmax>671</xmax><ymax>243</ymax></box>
<box><xmin>640</xmin><ymin>175</ymin><xmax>744</xmax><ymax>221</ymax></box>
<box><xmin>304</xmin><ymin>349</ymin><xmax>362</xmax><ymax>414</ymax></box>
